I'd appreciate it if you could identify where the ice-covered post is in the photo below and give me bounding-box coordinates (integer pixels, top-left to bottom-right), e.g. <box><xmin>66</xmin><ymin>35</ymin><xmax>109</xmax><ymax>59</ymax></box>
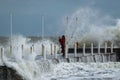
<box><xmin>91</xmin><ymin>43</ymin><xmax>93</xmax><ymax>55</ymax></box>
<box><xmin>1</xmin><ymin>48</ymin><xmax>5</xmax><ymax>65</ymax></box>
<box><xmin>65</xmin><ymin>44</ymin><xmax>68</xmax><ymax>58</ymax></box>
<box><xmin>54</xmin><ymin>45</ymin><xmax>57</xmax><ymax>59</ymax></box>
<box><xmin>98</xmin><ymin>43</ymin><xmax>100</xmax><ymax>54</ymax></box>
<box><xmin>51</xmin><ymin>44</ymin><xmax>53</xmax><ymax>55</ymax></box>
<box><xmin>111</xmin><ymin>42</ymin><xmax>113</xmax><ymax>53</ymax></box>
<box><xmin>83</xmin><ymin>43</ymin><xmax>86</xmax><ymax>56</ymax></box>
<box><xmin>105</xmin><ymin>42</ymin><xmax>107</xmax><ymax>54</ymax></box>
<box><xmin>74</xmin><ymin>43</ymin><xmax>77</xmax><ymax>57</ymax></box>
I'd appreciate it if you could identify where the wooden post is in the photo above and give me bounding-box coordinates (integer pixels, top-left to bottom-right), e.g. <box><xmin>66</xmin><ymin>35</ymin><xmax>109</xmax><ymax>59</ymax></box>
<box><xmin>105</xmin><ymin>42</ymin><xmax>107</xmax><ymax>54</ymax></box>
<box><xmin>74</xmin><ymin>43</ymin><xmax>77</xmax><ymax>57</ymax></box>
<box><xmin>83</xmin><ymin>43</ymin><xmax>86</xmax><ymax>56</ymax></box>
<box><xmin>91</xmin><ymin>43</ymin><xmax>93</xmax><ymax>55</ymax></box>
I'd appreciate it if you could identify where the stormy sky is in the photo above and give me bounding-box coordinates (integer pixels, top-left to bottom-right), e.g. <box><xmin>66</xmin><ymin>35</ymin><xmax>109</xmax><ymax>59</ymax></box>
<box><xmin>0</xmin><ymin>0</ymin><xmax>120</xmax><ymax>36</ymax></box>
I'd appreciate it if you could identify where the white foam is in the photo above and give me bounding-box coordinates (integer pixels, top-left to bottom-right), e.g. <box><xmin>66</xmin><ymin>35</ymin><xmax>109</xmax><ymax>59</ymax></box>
<box><xmin>1</xmin><ymin>36</ymin><xmax>120</xmax><ymax>80</ymax></box>
<box><xmin>65</xmin><ymin>7</ymin><xmax>120</xmax><ymax>47</ymax></box>
<box><xmin>41</xmin><ymin>62</ymin><xmax>120</xmax><ymax>80</ymax></box>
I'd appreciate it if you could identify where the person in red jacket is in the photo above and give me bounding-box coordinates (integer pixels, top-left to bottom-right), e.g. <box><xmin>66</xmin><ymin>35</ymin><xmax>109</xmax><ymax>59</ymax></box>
<box><xmin>59</xmin><ymin>35</ymin><xmax>66</xmax><ymax>57</ymax></box>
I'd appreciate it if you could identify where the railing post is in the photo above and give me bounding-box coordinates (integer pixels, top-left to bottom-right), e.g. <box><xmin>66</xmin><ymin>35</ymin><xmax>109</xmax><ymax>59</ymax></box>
<box><xmin>44</xmin><ymin>45</ymin><xmax>46</xmax><ymax>60</ymax></box>
<box><xmin>91</xmin><ymin>43</ymin><xmax>93</xmax><ymax>55</ymax></box>
<box><xmin>98</xmin><ymin>43</ymin><xmax>100</xmax><ymax>54</ymax></box>
<box><xmin>42</xmin><ymin>44</ymin><xmax>46</xmax><ymax>60</ymax></box>
<box><xmin>51</xmin><ymin>44</ymin><xmax>53</xmax><ymax>55</ymax></box>
<box><xmin>65</xmin><ymin>44</ymin><xmax>68</xmax><ymax>58</ymax></box>
<box><xmin>42</xmin><ymin>44</ymin><xmax>44</xmax><ymax>56</ymax></box>
<box><xmin>74</xmin><ymin>43</ymin><xmax>77</xmax><ymax>57</ymax></box>
<box><xmin>105</xmin><ymin>42</ymin><xmax>107</xmax><ymax>54</ymax></box>
<box><xmin>111</xmin><ymin>42</ymin><xmax>113</xmax><ymax>53</ymax></box>
<box><xmin>83</xmin><ymin>43</ymin><xmax>86</xmax><ymax>56</ymax></box>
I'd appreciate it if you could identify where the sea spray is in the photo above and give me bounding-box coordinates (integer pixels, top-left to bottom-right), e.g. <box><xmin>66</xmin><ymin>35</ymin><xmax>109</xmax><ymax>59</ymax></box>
<box><xmin>42</xmin><ymin>62</ymin><xmax>120</xmax><ymax>80</ymax></box>
<box><xmin>5</xmin><ymin>59</ymin><xmax>54</xmax><ymax>80</ymax></box>
<box><xmin>1</xmin><ymin>35</ymin><xmax>120</xmax><ymax>80</ymax></box>
<box><xmin>64</xmin><ymin>7</ymin><xmax>120</xmax><ymax>47</ymax></box>
<box><xmin>3</xmin><ymin>35</ymin><xmax>59</xmax><ymax>60</ymax></box>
